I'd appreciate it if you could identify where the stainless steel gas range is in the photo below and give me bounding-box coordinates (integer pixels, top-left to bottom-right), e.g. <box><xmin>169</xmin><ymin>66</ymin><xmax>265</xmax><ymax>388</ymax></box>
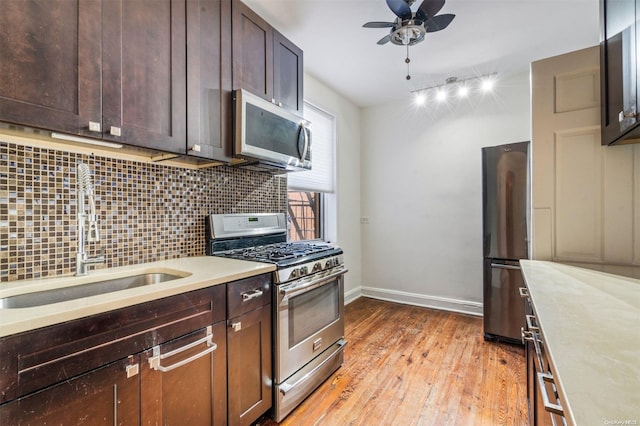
<box><xmin>206</xmin><ymin>213</ymin><xmax>347</xmax><ymax>422</ymax></box>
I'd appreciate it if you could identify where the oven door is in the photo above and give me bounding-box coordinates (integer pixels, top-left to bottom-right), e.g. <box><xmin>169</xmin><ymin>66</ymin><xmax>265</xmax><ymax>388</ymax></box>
<box><xmin>275</xmin><ymin>268</ymin><xmax>346</xmax><ymax>383</ymax></box>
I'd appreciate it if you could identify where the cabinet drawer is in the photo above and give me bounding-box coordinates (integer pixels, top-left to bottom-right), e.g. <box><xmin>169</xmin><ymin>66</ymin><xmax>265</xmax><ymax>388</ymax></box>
<box><xmin>0</xmin><ymin>284</ymin><xmax>225</xmax><ymax>404</ymax></box>
<box><xmin>227</xmin><ymin>273</ymin><xmax>271</xmax><ymax>318</ymax></box>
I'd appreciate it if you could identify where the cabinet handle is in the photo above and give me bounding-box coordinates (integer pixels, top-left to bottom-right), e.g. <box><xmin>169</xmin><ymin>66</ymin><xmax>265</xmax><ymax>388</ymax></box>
<box><xmin>518</xmin><ymin>287</ymin><xmax>529</xmax><ymax>298</ymax></box>
<box><xmin>109</xmin><ymin>126</ymin><xmax>121</xmax><ymax>137</ymax></box>
<box><xmin>148</xmin><ymin>326</ymin><xmax>217</xmax><ymax>372</ymax></box>
<box><xmin>526</xmin><ymin>314</ymin><xmax>539</xmax><ymax>331</ymax></box>
<box><xmin>521</xmin><ymin>327</ymin><xmax>534</xmax><ymax>344</ymax></box>
<box><xmin>241</xmin><ymin>288</ymin><xmax>263</xmax><ymax>301</ymax></box>
<box><xmin>537</xmin><ymin>372</ymin><xmax>565</xmax><ymax>416</ymax></box>
<box><xmin>189</xmin><ymin>144</ymin><xmax>201</xmax><ymax>153</ymax></box>
<box><xmin>88</xmin><ymin>121</ymin><xmax>101</xmax><ymax>132</ymax></box>
<box><xmin>231</xmin><ymin>321</ymin><xmax>242</xmax><ymax>332</ymax></box>
<box><xmin>278</xmin><ymin>101</ymin><xmax>283</xmax><ymax>107</ymax></box>
<box><xmin>126</xmin><ymin>363</ymin><xmax>139</xmax><ymax>378</ymax></box>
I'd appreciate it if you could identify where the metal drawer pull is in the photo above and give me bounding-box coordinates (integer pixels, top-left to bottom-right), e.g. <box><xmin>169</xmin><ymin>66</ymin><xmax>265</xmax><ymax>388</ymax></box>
<box><xmin>521</xmin><ymin>327</ymin><xmax>534</xmax><ymax>344</ymax></box>
<box><xmin>518</xmin><ymin>287</ymin><xmax>529</xmax><ymax>298</ymax></box>
<box><xmin>242</xmin><ymin>288</ymin><xmax>263</xmax><ymax>301</ymax></box>
<box><xmin>148</xmin><ymin>326</ymin><xmax>217</xmax><ymax>373</ymax></box>
<box><xmin>526</xmin><ymin>314</ymin><xmax>539</xmax><ymax>331</ymax></box>
<box><xmin>537</xmin><ymin>372</ymin><xmax>565</xmax><ymax>416</ymax></box>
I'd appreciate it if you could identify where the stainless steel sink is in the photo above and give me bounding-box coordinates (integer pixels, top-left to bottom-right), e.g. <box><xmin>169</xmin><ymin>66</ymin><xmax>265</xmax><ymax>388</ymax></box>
<box><xmin>0</xmin><ymin>273</ymin><xmax>183</xmax><ymax>309</ymax></box>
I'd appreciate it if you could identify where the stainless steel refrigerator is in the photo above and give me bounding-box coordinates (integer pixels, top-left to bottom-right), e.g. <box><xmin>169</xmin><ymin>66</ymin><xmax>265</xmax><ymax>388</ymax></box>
<box><xmin>482</xmin><ymin>141</ymin><xmax>529</xmax><ymax>344</ymax></box>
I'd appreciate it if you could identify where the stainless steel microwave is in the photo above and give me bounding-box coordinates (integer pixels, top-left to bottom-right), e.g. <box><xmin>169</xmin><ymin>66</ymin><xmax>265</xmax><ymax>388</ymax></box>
<box><xmin>234</xmin><ymin>89</ymin><xmax>311</xmax><ymax>171</ymax></box>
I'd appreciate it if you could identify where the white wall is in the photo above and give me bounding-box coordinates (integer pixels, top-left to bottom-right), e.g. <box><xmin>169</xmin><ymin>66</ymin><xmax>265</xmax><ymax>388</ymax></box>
<box><xmin>360</xmin><ymin>70</ymin><xmax>531</xmax><ymax>315</ymax></box>
<box><xmin>304</xmin><ymin>73</ymin><xmax>362</xmax><ymax>303</ymax></box>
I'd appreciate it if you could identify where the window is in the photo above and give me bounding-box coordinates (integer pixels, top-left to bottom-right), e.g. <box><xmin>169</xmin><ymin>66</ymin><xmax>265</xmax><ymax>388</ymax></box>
<box><xmin>287</xmin><ymin>191</ymin><xmax>321</xmax><ymax>241</ymax></box>
<box><xmin>288</xmin><ymin>102</ymin><xmax>336</xmax><ymax>242</ymax></box>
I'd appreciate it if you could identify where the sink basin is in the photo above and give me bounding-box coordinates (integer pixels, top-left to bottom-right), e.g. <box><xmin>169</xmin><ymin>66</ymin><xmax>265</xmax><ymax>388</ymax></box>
<box><xmin>0</xmin><ymin>273</ymin><xmax>183</xmax><ymax>309</ymax></box>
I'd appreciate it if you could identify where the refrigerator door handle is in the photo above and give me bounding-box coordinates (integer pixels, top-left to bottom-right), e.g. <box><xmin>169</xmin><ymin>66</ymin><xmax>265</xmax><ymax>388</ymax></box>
<box><xmin>490</xmin><ymin>263</ymin><xmax>521</xmax><ymax>270</ymax></box>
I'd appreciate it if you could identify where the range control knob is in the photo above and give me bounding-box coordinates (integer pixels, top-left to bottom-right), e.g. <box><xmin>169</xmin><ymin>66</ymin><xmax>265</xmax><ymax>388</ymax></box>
<box><xmin>290</xmin><ymin>269</ymin><xmax>298</xmax><ymax>279</ymax></box>
<box><xmin>312</xmin><ymin>263</ymin><xmax>322</xmax><ymax>272</ymax></box>
<box><xmin>300</xmin><ymin>266</ymin><xmax>308</xmax><ymax>275</ymax></box>
<box><xmin>325</xmin><ymin>260</ymin><xmax>333</xmax><ymax>269</ymax></box>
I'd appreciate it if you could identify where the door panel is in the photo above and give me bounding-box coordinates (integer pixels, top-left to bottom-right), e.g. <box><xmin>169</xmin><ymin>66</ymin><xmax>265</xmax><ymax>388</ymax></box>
<box><xmin>0</xmin><ymin>0</ymin><xmax>102</xmax><ymax>137</ymax></box>
<box><xmin>0</xmin><ymin>357</ymin><xmax>140</xmax><ymax>425</ymax></box>
<box><xmin>483</xmin><ymin>260</ymin><xmax>526</xmax><ymax>342</ymax></box>
<box><xmin>141</xmin><ymin>323</ymin><xmax>227</xmax><ymax>426</ymax></box>
<box><xmin>273</xmin><ymin>31</ymin><xmax>303</xmax><ymax>113</ymax></box>
<box><xmin>232</xmin><ymin>2</ymin><xmax>273</xmax><ymax>101</ymax></box>
<box><xmin>102</xmin><ymin>0</ymin><xmax>187</xmax><ymax>153</ymax></box>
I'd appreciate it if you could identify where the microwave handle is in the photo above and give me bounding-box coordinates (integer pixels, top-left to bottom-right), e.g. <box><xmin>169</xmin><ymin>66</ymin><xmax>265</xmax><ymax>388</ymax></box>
<box><xmin>299</xmin><ymin>123</ymin><xmax>309</xmax><ymax>161</ymax></box>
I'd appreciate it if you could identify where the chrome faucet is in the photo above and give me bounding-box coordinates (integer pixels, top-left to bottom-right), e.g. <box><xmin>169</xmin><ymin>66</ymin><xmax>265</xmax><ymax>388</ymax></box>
<box><xmin>75</xmin><ymin>162</ymin><xmax>105</xmax><ymax>276</ymax></box>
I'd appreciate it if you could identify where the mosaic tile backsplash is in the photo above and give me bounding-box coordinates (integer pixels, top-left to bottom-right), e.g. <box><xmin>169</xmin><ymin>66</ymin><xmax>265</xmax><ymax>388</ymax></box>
<box><xmin>0</xmin><ymin>142</ymin><xmax>287</xmax><ymax>282</ymax></box>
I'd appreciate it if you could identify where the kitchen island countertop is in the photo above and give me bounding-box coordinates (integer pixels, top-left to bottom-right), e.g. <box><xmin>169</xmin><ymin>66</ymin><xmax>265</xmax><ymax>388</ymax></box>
<box><xmin>519</xmin><ymin>260</ymin><xmax>640</xmax><ymax>425</ymax></box>
<box><xmin>0</xmin><ymin>256</ymin><xmax>275</xmax><ymax>338</ymax></box>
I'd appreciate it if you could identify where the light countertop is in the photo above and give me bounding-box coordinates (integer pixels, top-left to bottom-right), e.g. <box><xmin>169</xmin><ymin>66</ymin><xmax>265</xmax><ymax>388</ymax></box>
<box><xmin>0</xmin><ymin>256</ymin><xmax>275</xmax><ymax>338</ymax></box>
<box><xmin>519</xmin><ymin>260</ymin><xmax>640</xmax><ymax>425</ymax></box>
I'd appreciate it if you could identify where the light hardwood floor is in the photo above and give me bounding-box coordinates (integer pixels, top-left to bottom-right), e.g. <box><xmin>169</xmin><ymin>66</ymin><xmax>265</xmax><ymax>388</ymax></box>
<box><xmin>261</xmin><ymin>297</ymin><xmax>528</xmax><ymax>426</ymax></box>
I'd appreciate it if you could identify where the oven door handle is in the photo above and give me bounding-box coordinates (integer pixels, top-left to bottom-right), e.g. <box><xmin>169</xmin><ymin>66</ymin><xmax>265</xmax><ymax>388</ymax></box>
<box><xmin>280</xmin><ymin>268</ymin><xmax>348</xmax><ymax>300</ymax></box>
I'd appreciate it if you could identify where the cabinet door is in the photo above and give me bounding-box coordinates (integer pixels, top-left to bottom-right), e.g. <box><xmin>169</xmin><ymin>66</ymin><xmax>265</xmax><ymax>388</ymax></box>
<box><xmin>102</xmin><ymin>0</ymin><xmax>187</xmax><ymax>153</ymax></box>
<box><xmin>186</xmin><ymin>0</ymin><xmax>233</xmax><ymax>162</ymax></box>
<box><xmin>601</xmin><ymin>0</ymin><xmax>639</xmax><ymax>144</ymax></box>
<box><xmin>273</xmin><ymin>30</ymin><xmax>304</xmax><ymax>114</ymax></box>
<box><xmin>0</xmin><ymin>0</ymin><xmax>102</xmax><ymax>137</ymax></box>
<box><xmin>0</xmin><ymin>357</ymin><xmax>140</xmax><ymax>425</ymax></box>
<box><xmin>141</xmin><ymin>323</ymin><xmax>227</xmax><ymax>426</ymax></box>
<box><xmin>232</xmin><ymin>1</ymin><xmax>274</xmax><ymax>102</ymax></box>
<box><xmin>228</xmin><ymin>305</ymin><xmax>272</xmax><ymax>426</ymax></box>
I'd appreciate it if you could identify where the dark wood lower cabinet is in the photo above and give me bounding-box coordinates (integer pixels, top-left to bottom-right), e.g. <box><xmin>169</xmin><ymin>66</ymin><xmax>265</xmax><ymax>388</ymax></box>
<box><xmin>226</xmin><ymin>274</ymin><xmax>272</xmax><ymax>426</ymax></box>
<box><xmin>227</xmin><ymin>304</ymin><xmax>272</xmax><ymax>426</ymax></box>
<box><xmin>0</xmin><ymin>357</ymin><xmax>140</xmax><ymax>425</ymax></box>
<box><xmin>142</xmin><ymin>322</ymin><xmax>227</xmax><ymax>425</ymax></box>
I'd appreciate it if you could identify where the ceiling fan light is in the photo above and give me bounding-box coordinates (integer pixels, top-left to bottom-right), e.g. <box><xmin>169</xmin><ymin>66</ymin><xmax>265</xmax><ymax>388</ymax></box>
<box><xmin>481</xmin><ymin>78</ymin><xmax>495</xmax><ymax>92</ymax></box>
<box><xmin>415</xmin><ymin>93</ymin><xmax>427</xmax><ymax>106</ymax></box>
<box><xmin>436</xmin><ymin>88</ymin><xmax>447</xmax><ymax>102</ymax></box>
<box><xmin>457</xmin><ymin>85</ymin><xmax>469</xmax><ymax>98</ymax></box>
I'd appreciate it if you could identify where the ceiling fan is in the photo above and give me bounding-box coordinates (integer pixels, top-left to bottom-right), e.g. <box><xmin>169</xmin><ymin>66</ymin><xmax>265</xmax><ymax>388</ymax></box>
<box><xmin>363</xmin><ymin>0</ymin><xmax>455</xmax><ymax>46</ymax></box>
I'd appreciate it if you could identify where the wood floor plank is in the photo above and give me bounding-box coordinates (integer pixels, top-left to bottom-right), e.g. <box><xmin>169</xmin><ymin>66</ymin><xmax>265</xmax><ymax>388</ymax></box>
<box><xmin>259</xmin><ymin>297</ymin><xmax>528</xmax><ymax>426</ymax></box>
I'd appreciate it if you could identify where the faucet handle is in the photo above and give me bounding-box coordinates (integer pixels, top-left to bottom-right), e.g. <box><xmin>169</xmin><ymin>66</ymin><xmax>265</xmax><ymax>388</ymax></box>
<box><xmin>87</xmin><ymin>214</ymin><xmax>100</xmax><ymax>242</ymax></box>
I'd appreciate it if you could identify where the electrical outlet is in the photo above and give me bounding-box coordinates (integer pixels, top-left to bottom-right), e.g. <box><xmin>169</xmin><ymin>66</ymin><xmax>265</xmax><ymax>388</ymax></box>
<box><xmin>360</xmin><ymin>217</ymin><xmax>370</xmax><ymax>224</ymax></box>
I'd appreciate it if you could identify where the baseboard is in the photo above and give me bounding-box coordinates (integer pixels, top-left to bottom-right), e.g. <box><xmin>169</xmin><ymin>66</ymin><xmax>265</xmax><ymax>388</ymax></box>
<box><xmin>344</xmin><ymin>286</ymin><xmax>362</xmax><ymax>305</ymax></box>
<box><xmin>360</xmin><ymin>286</ymin><xmax>483</xmax><ymax>316</ymax></box>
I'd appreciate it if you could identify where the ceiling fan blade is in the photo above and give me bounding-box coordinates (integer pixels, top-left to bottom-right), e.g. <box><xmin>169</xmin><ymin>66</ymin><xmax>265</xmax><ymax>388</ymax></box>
<box><xmin>385</xmin><ymin>0</ymin><xmax>412</xmax><ymax>20</ymax></box>
<box><xmin>377</xmin><ymin>33</ymin><xmax>392</xmax><ymax>45</ymax></box>
<box><xmin>416</xmin><ymin>0</ymin><xmax>445</xmax><ymax>21</ymax></box>
<box><xmin>425</xmin><ymin>13</ymin><xmax>455</xmax><ymax>32</ymax></box>
<box><xmin>363</xmin><ymin>21</ymin><xmax>395</xmax><ymax>28</ymax></box>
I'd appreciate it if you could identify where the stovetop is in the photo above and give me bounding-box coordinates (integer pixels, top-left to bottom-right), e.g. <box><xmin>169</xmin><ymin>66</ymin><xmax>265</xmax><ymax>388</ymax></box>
<box><xmin>214</xmin><ymin>241</ymin><xmax>343</xmax><ymax>268</ymax></box>
<box><xmin>205</xmin><ymin>213</ymin><xmax>345</xmax><ymax>283</ymax></box>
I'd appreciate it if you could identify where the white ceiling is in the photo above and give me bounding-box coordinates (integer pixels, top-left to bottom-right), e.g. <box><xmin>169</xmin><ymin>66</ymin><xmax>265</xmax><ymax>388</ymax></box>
<box><xmin>243</xmin><ymin>0</ymin><xmax>601</xmax><ymax>107</ymax></box>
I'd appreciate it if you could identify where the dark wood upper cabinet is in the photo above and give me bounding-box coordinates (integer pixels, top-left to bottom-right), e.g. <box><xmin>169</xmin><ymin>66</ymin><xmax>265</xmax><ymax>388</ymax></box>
<box><xmin>232</xmin><ymin>0</ymin><xmax>303</xmax><ymax>114</ymax></box>
<box><xmin>232</xmin><ymin>1</ymin><xmax>274</xmax><ymax>102</ymax></box>
<box><xmin>273</xmin><ymin>31</ymin><xmax>304</xmax><ymax>114</ymax></box>
<box><xmin>0</xmin><ymin>0</ymin><xmax>102</xmax><ymax>138</ymax></box>
<box><xmin>0</xmin><ymin>0</ymin><xmax>187</xmax><ymax>154</ymax></box>
<box><xmin>600</xmin><ymin>0</ymin><xmax>640</xmax><ymax>145</ymax></box>
<box><xmin>102</xmin><ymin>0</ymin><xmax>187</xmax><ymax>154</ymax></box>
<box><xmin>186</xmin><ymin>0</ymin><xmax>233</xmax><ymax>162</ymax></box>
